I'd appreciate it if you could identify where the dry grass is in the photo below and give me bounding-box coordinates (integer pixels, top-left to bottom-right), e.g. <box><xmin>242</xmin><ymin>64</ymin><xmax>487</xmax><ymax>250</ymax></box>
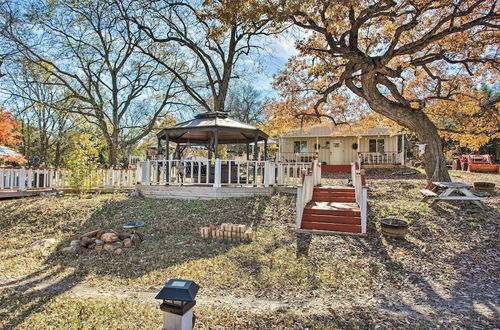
<box><xmin>0</xmin><ymin>168</ymin><xmax>498</xmax><ymax>328</ymax></box>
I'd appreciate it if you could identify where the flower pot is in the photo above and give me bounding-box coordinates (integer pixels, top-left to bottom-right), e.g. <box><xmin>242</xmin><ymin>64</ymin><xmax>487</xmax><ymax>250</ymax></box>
<box><xmin>473</xmin><ymin>182</ymin><xmax>495</xmax><ymax>193</ymax></box>
<box><xmin>380</xmin><ymin>219</ymin><xmax>409</xmax><ymax>238</ymax></box>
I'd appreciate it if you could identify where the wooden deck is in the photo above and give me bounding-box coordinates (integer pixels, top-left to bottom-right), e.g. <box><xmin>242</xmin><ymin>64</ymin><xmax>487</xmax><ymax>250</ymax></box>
<box><xmin>138</xmin><ymin>184</ymin><xmax>274</xmax><ymax>200</ymax></box>
<box><xmin>0</xmin><ymin>190</ymin><xmax>40</xmax><ymax>199</ymax></box>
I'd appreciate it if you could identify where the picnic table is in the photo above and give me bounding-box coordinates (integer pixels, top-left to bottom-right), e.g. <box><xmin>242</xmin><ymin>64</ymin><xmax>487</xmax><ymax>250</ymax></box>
<box><xmin>420</xmin><ymin>181</ymin><xmax>486</xmax><ymax>208</ymax></box>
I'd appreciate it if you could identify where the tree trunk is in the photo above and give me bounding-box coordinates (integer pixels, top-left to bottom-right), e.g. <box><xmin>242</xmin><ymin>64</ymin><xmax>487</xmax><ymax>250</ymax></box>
<box><xmin>356</xmin><ymin>74</ymin><xmax>451</xmax><ymax>183</ymax></box>
<box><xmin>108</xmin><ymin>144</ymin><xmax>118</xmax><ymax>168</ymax></box>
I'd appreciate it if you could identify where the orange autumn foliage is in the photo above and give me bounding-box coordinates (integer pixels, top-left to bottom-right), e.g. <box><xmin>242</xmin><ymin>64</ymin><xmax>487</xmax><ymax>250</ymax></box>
<box><xmin>0</xmin><ymin>107</ymin><xmax>21</xmax><ymax>146</ymax></box>
<box><xmin>0</xmin><ymin>106</ymin><xmax>26</xmax><ymax>164</ymax></box>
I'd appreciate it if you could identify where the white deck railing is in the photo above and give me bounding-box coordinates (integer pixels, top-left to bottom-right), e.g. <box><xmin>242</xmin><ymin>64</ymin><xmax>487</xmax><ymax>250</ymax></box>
<box><xmin>296</xmin><ymin>160</ymin><xmax>321</xmax><ymax>228</ymax></box>
<box><xmin>139</xmin><ymin>159</ymin><xmax>312</xmax><ymax>188</ymax></box>
<box><xmin>358</xmin><ymin>151</ymin><xmax>402</xmax><ymax>165</ymax></box>
<box><xmin>351</xmin><ymin>161</ymin><xmax>368</xmax><ymax>234</ymax></box>
<box><xmin>0</xmin><ymin>167</ymin><xmax>137</xmax><ymax>191</ymax></box>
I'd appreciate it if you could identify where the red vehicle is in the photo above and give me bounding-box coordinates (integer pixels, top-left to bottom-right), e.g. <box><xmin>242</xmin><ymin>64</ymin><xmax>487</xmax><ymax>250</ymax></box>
<box><xmin>452</xmin><ymin>154</ymin><xmax>499</xmax><ymax>173</ymax></box>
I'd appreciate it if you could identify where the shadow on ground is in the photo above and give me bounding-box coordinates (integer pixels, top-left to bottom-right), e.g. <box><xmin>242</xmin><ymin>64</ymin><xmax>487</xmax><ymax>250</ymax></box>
<box><xmin>0</xmin><ymin>194</ymin><xmax>269</xmax><ymax>327</ymax></box>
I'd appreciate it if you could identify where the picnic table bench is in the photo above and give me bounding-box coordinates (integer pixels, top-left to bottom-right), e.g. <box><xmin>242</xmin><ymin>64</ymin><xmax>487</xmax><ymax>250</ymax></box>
<box><xmin>420</xmin><ymin>182</ymin><xmax>486</xmax><ymax>208</ymax></box>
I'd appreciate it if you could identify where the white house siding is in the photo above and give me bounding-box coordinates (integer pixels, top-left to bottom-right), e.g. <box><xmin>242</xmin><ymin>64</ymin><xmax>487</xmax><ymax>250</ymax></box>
<box><xmin>281</xmin><ymin>135</ymin><xmax>400</xmax><ymax>165</ymax></box>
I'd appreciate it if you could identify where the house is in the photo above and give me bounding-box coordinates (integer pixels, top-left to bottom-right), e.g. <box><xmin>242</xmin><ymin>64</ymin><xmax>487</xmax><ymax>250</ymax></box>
<box><xmin>278</xmin><ymin>124</ymin><xmax>405</xmax><ymax>171</ymax></box>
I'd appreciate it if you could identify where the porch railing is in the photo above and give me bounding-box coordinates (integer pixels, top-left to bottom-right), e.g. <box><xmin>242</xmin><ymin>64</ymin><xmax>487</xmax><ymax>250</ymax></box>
<box><xmin>358</xmin><ymin>151</ymin><xmax>402</xmax><ymax>165</ymax></box>
<box><xmin>279</xmin><ymin>152</ymin><xmax>317</xmax><ymax>163</ymax></box>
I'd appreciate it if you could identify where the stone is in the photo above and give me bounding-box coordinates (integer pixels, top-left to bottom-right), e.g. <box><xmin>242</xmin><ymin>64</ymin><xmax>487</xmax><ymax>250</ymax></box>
<box><xmin>70</xmin><ymin>240</ymin><xmax>81</xmax><ymax>247</ymax></box>
<box><xmin>114</xmin><ymin>248</ymin><xmax>123</xmax><ymax>255</ymax></box>
<box><xmin>80</xmin><ymin>236</ymin><xmax>92</xmax><ymax>247</ymax></box>
<box><xmin>61</xmin><ymin>246</ymin><xmax>76</xmax><ymax>254</ymax></box>
<box><xmin>30</xmin><ymin>238</ymin><xmax>56</xmax><ymax>251</ymax></box>
<box><xmin>94</xmin><ymin>245</ymin><xmax>103</xmax><ymax>251</ymax></box>
<box><xmin>82</xmin><ymin>229</ymin><xmax>100</xmax><ymax>238</ymax></box>
<box><xmin>95</xmin><ymin>230</ymin><xmax>105</xmax><ymax>239</ymax></box>
<box><xmin>118</xmin><ymin>232</ymin><xmax>131</xmax><ymax>241</ymax></box>
<box><xmin>101</xmin><ymin>232</ymin><xmax>119</xmax><ymax>243</ymax></box>
<box><xmin>103</xmin><ymin>242</ymin><xmax>122</xmax><ymax>252</ymax></box>
<box><xmin>122</xmin><ymin>238</ymin><xmax>132</xmax><ymax>248</ymax></box>
<box><xmin>131</xmin><ymin>233</ymin><xmax>142</xmax><ymax>246</ymax></box>
<box><xmin>94</xmin><ymin>239</ymin><xmax>104</xmax><ymax>246</ymax></box>
<box><xmin>129</xmin><ymin>191</ymin><xmax>139</xmax><ymax>197</ymax></box>
<box><xmin>87</xmin><ymin>243</ymin><xmax>96</xmax><ymax>249</ymax></box>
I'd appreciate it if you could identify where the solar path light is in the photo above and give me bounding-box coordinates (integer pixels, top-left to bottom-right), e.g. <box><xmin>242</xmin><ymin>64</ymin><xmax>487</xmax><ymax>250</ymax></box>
<box><xmin>155</xmin><ymin>279</ymin><xmax>199</xmax><ymax>330</ymax></box>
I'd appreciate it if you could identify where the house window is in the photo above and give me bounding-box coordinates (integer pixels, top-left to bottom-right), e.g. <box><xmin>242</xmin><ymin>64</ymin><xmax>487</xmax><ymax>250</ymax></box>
<box><xmin>293</xmin><ymin>141</ymin><xmax>308</xmax><ymax>153</ymax></box>
<box><xmin>369</xmin><ymin>139</ymin><xmax>385</xmax><ymax>152</ymax></box>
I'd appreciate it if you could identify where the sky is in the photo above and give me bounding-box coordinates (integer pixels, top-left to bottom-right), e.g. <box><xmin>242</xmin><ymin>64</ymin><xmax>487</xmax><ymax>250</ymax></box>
<box><xmin>240</xmin><ymin>33</ymin><xmax>299</xmax><ymax>99</ymax></box>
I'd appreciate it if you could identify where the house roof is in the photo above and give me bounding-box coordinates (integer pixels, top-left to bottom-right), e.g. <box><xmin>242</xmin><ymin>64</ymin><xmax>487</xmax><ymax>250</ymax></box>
<box><xmin>157</xmin><ymin>112</ymin><xmax>268</xmax><ymax>144</ymax></box>
<box><xmin>280</xmin><ymin>124</ymin><xmax>399</xmax><ymax>138</ymax></box>
<box><xmin>0</xmin><ymin>145</ymin><xmax>23</xmax><ymax>157</ymax></box>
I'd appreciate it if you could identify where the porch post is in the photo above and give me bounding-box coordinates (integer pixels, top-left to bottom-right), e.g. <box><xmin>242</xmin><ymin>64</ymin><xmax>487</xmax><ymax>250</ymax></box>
<box><xmin>357</xmin><ymin>136</ymin><xmax>361</xmax><ymax>162</ymax></box>
<box><xmin>278</xmin><ymin>137</ymin><xmax>281</xmax><ymax>162</ymax></box>
<box><xmin>401</xmin><ymin>134</ymin><xmax>405</xmax><ymax>166</ymax></box>
<box><xmin>246</xmin><ymin>143</ymin><xmax>250</xmax><ymax>160</ymax></box>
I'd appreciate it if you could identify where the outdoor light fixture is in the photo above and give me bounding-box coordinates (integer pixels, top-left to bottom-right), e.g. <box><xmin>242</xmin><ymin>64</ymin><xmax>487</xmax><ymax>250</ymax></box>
<box><xmin>155</xmin><ymin>279</ymin><xmax>199</xmax><ymax>330</ymax></box>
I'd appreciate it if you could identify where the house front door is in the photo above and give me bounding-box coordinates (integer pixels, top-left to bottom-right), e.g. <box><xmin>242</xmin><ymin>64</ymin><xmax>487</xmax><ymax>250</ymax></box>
<box><xmin>329</xmin><ymin>140</ymin><xmax>344</xmax><ymax>164</ymax></box>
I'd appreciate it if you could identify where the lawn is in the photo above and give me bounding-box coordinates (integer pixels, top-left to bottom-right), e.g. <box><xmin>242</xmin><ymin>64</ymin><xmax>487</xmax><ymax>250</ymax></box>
<box><xmin>0</xmin><ymin>169</ymin><xmax>498</xmax><ymax>328</ymax></box>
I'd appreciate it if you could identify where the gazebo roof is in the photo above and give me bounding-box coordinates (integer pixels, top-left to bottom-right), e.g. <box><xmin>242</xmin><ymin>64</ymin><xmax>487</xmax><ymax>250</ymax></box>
<box><xmin>157</xmin><ymin>112</ymin><xmax>268</xmax><ymax>144</ymax></box>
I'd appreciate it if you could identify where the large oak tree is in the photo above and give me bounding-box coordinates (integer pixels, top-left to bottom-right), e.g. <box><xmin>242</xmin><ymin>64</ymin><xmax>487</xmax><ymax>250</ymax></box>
<box><xmin>266</xmin><ymin>0</ymin><xmax>499</xmax><ymax>181</ymax></box>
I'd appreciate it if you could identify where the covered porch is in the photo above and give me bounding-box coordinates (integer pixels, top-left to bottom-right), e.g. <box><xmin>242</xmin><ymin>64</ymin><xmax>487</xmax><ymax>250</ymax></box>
<box><xmin>278</xmin><ymin>127</ymin><xmax>406</xmax><ymax>170</ymax></box>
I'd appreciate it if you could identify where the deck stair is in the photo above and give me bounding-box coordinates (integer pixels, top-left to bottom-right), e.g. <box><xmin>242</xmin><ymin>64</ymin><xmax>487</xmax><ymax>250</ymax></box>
<box><xmin>301</xmin><ymin>186</ymin><xmax>362</xmax><ymax>234</ymax></box>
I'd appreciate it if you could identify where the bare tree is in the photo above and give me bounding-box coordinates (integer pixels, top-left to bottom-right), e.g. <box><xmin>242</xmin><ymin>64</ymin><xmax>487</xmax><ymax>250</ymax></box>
<box><xmin>226</xmin><ymin>84</ymin><xmax>264</xmax><ymax>124</ymax></box>
<box><xmin>2</xmin><ymin>61</ymin><xmax>80</xmax><ymax>167</ymax></box>
<box><xmin>119</xmin><ymin>0</ymin><xmax>272</xmax><ymax>114</ymax></box>
<box><xmin>1</xmin><ymin>0</ymin><xmax>183</xmax><ymax>166</ymax></box>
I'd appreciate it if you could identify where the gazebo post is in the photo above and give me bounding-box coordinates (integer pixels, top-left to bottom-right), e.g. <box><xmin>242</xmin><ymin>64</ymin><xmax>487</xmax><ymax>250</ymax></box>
<box><xmin>165</xmin><ymin>134</ymin><xmax>170</xmax><ymax>183</ymax></box>
<box><xmin>264</xmin><ymin>139</ymin><xmax>268</xmax><ymax>161</ymax></box>
<box><xmin>253</xmin><ymin>136</ymin><xmax>258</xmax><ymax>160</ymax></box>
<box><xmin>214</xmin><ymin>131</ymin><xmax>219</xmax><ymax>159</ymax></box>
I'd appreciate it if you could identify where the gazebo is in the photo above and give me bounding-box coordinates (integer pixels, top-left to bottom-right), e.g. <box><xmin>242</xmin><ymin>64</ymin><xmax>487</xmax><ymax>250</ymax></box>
<box><xmin>156</xmin><ymin>112</ymin><xmax>269</xmax><ymax>160</ymax></box>
<box><xmin>137</xmin><ymin>112</ymin><xmax>310</xmax><ymax>198</ymax></box>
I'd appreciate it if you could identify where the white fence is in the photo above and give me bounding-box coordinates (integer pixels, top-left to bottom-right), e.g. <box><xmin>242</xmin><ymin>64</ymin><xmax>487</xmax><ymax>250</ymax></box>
<box><xmin>138</xmin><ymin>160</ymin><xmax>312</xmax><ymax>187</ymax></box>
<box><xmin>0</xmin><ymin>167</ymin><xmax>137</xmax><ymax>191</ymax></box>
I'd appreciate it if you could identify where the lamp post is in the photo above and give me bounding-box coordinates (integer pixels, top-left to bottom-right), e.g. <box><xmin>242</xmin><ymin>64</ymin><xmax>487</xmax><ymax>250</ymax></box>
<box><xmin>155</xmin><ymin>279</ymin><xmax>199</xmax><ymax>330</ymax></box>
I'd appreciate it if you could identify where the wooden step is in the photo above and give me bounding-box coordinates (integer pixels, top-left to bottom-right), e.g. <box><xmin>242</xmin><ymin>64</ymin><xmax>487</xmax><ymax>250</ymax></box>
<box><xmin>302</xmin><ymin>214</ymin><xmax>361</xmax><ymax>224</ymax></box>
<box><xmin>304</xmin><ymin>202</ymin><xmax>360</xmax><ymax>217</ymax></box>
<box><xmin>313</xmin><ymin>191</ymin><xmax>355</xmax><ymax>197</ymax></box>
<box><xmin>315</xmin><ymin>187</ymin><xmax>354</xmax><ymax>193</ymax></box>
<box><xmin>313</xmin><ymin>197</ymin><xmax>356</xmax><ymax>203</ymax></box>
<box><xmin>301</xmin><ymin>221</ymin><xmax>361</xmax><ymax>233</ymax></box>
